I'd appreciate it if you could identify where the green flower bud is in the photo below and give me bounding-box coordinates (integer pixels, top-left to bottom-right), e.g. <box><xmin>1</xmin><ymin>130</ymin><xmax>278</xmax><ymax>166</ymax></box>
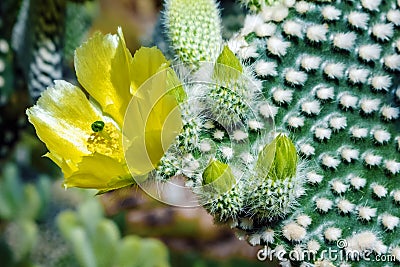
<box><xmin>202</xmin><ymin>159</ymin><xmax>236</xmax><ymax>195</ymax></box>
<box><xmin>200</xmin><ymin>159</ymin><xmax>243</xmax><ymax>222</ymax></box>
<box><xmin>214</xmin><ymin>46</ymin><xmax>243</xmax><ymax>82</ymax></box>
<box><xmin>256</xmin><ymin>134</ymin><xmax>298</xmax><ymax>182</ymax></box>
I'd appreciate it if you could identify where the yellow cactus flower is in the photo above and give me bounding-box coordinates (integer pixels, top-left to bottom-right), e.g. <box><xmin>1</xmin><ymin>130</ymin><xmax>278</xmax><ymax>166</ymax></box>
<box><xmin>26</xmin><ymin>28</ymin><xmax>183</xmax><ymax>192</ymax></box>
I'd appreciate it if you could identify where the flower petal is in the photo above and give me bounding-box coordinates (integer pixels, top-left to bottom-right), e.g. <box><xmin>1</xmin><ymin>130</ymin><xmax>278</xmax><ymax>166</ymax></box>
<box><xmin>124</xmin><ymin>69</ymin><xmax>182</xmax><ymax>175</ymax></box>
<box><xmin>130</xmin><ymin>46</ymin><xmax>169</xmax><ymax>93</ymax></box>
<box><xmin>63</xmin><ymin>153</ymin><xmax>134</xmax><ymax>190</ymax></box>
<box><xmin>26</xmin><ymin>80</ymin><xmax>101</xmax><ymax>164</ymax></box>
<box><xmin>74</xmin><ymin>30</ymin><xmax>131</xmax><ymax>126</ymax></box>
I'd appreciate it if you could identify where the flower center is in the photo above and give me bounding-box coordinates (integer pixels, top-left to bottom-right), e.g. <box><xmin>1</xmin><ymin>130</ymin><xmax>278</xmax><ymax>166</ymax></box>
<box><xmin>87</xmin><ymin>121</ymin><xmax>123</xmax><ymax>160</ymax></box>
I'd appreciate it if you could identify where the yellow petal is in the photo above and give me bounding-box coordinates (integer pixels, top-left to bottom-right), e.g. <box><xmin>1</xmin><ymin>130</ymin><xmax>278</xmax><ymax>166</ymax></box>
<box><xmin>26</xmin><ymin>80</ymin><xmax>101</xmax><ymax>164</ymax></box>
<box><xmin>63</xmin><ymin>153</ymin><xmax>134</xmax><ymax>191</ymax></box>
<box><xmin>130</xmin><ymin>47</ymin><xmax>169</xmax><ymax>93</ymax></box>
<box><xmin>74</xmin><ymin>29</ymin><xmax>131</xmax><ymax>126</ymax></box>
<box><xmin>124</xmin><ymin>69</ymin><xmax>182</xmax><ymax>175</ymax></box>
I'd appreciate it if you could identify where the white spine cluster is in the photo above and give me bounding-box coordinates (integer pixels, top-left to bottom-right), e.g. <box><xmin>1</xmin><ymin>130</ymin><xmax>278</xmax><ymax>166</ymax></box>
<box><xmin>306</xmin><ymin>25</ymin><xmax>328</xmax><ymax>42</ymax></box>
<box><xmin>372</xmin><ymin>183</ymin><xmax>388</xmax><ymax>198</ymax></box>
<box><xmin>350</xmin><ymin>126</ymin><xmax>368</xmax><ymax>139</ymax></box>
<box><xmin>301</xmin><ymin>100</ymin><xmax>320</xmax><ymax>115</ymax></box>
<box><xmin>300</xmin><ymin>143</ymin><xmax>315</xmax><ymax>157</ymax></box>
<box><xmin>259</xmin><ymin>102</ymin><xmax>278</xmax><ymax>119</ymax></box>
<box><xmin>387</xmin><ymin>9</ymin><xmax>400</xmax><ymax>26</ymax></box>
<box><xmin>384</xmin><ymin>160</ymin><xmax>400</xmax><ymax>175</ymax></box>
<box><xmin>350</xmin><ymin>175</ymin><xmax>367</xmax><ymax>190</ymax></box>
<box><xmin>316</xmin><ymin>197</ymin><xmax>333</xmax><ymax>212</ymax></box>
<box><xmin>363</xmin><ymin>152</ymin><xmax>383</xmax><ymax>166</ymax></box>
<box><xmin>339</xmin><ymin>93</ymin><xmax>358</xmax><ymax>109</ymax></box>
<box><xmin>255</xmin><ymin>60</ymin><xmax>278</xmax><ymax>77</ymax></box>
<box><xmin>371</xmin><ymin>75</ymin><xmax>392</xmax><ymax>91</ymax></box>
<box><xmin>348</xmin><ymin>68</ymin><xmax>369</xmax><ymax>84</ymax></box>
<box><xmin>273</xmin><ymin>88</ymin><xmax>293</xmax><ymax>104</ymax></box>
<box><xmin>360</xmin><ymin>98</ymin><xmax>381</xmax><ymax>114</ymax></box>
<box><xmin>324</xmin><ymin>63</ymin><xmax>345</xmax><ymax>79</ymax></box>
<box><xmin>358</xmin><ymin>206</ymin><xmax>377</xmax><ymax>221</ymax></box>
<box><xmin>321</xmin><ymin>6</ymin><xmax>341</xmax><ymax>21</ymax></box>
<box><xmin>321</xmin><ymin>154</ymin><xmax>340</xmax><ymax>169</ymax></box>
<box><xmin>372</xmin><ymin>23</ymin><xmax>394</xmax><ymax>41</ymax></box>
<box><xmin>340</xmin><ymin>147</ymin><xmax>359</xmax><ymax>163</ymax></box>
<box><xmin>331</xmin><ymin>180</ymin><xmax>348</xmax><ymax>194</ymax></box>
<box><xmin>372</xmin><ymin>129</ymin><xmax>391</xmax><ymax>144</ymax></box>
<box><xmin>285</xmin><ymin>69</ymin><xmax>308</xmax><ymax>85</ymax></box>
<box><xmin>301</xmin><ymin>56</ymin><xmax>321</xmax><ymax>71</ymax></box>
<box><xmin>333</xmin><ymin>32</ymin><xmax>356</xmax><ymax>50</ymax></box>
<box><xmin>337</xmin><ymin>199</ymin><xmax>355</xmax><ymax>214</ymax></box>
<box><xmin>316</xmin><ymin>87</ymin><xmax>334</xmax><ymax>100</ymax></box>
<box><xmin>283</xmin><ymin>21</ymin><xmax>303</xmax><ymax>38</ymax></box>
<box><xmin>306</xmin><ymin>171</ymin><xmax>323</xmax><ymax>184</ymax></box>
<box><xmin>384</xmin><ymin>54</ymin><xmax>400</xmax><ymax>70</ymax></box>
<box><xmin>256</xmin><ymin>23</ymin><xmax>277</xmax><ymax>37</ymax></box>
<box><xmin>314</xmin><ymin>127</ymin><xmax>332</xmax><ymax>141</ymax></box>
<box><xmin>361</xmin><ymin>0</ymin><xmax>382</xmax><ymax>11</ymax></box>
<box><xmin>267</xmin><ymin>37</ymin><xmax>290</xmax><ymax>57</ymax></box>
<box><xmin>297</xmin><ymin>214</ymin><xmax>312</xmax><ymax>228</ymax></box>
<box><xmin>381</xmin><ymin>213</ymin><xmax>399</xmax><ymax>230</ymax></box>
<box><xmin>348</xmin><ymin>12</ymin><xmax>369</xmax><ymax>29</ymax></box>
<box><xmin>358</xmin><ymin>44</ymin><xmax>381</xmax><ymax>61</ymax></box>
<box><xmin>329</xmin><ymin>116</ymin><xmax>347</xmax><ymax>131</ymax></box>
<box><xmin>324</xmin><ymin>227</ymin><xmax>342</xmax><ymax>242</ymax></box>
<box><xmin>295</xmin><ymin>1</ymin><xmax>311</xmax><ymax>14</ymax></box>
<box><xmin>282</xmin><ymin>222</ymin><xmax>306</xmax><ymax>242</ymax></box>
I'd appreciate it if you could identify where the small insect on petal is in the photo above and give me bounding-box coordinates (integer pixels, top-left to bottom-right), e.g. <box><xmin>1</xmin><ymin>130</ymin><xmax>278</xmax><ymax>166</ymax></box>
<box><xmin>91</xmin><ymin>121</ymin><xmax>105</xmax><ymax>132</ymax></box>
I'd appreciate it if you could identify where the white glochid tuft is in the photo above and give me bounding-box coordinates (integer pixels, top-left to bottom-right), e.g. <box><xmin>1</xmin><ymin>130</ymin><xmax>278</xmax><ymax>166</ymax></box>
<box><xmin>255</xmin><ymin>60</ymin><xmax>278</xmax><ymax>77</ymax></box>
<box><xmin>267</xmin><ymin>37</ymin><xmax>290</xmax><ymax>57</ymax></box>
<box><xmin>348</xmin><ymin>68</ymin><xmax>370</xmax><ymax>84</ymax></box>
<box><xmin>339</xmin><ymin>93</ymin><xmax>358</xmax><ymax>109</ymax></box>
<box><xmin>358</xmin><ymin>44</ymin><xmax>381</xmax><ymax>61</ymax></box>
<box><xmin>350</xmin><ymin>175</ymin><xmax>367</xmax><ymax>190</ymax></box>
<box><xmin>348</xmin><ymin>12</ymin><xmax>369</xmax><ymax>29</ymax></box>
<box><xmin>371</xmin><ymin>75</ymin><xmax>392</xmax><ymax>91</ymax></box>
<box><xmin>301</xmin><ymin>100</ymin><xmax>320</xmax><ymax>115</ymax></box>
<box><xmin>301</xmin><ymin>55</ymin><xmax>322</xmax><ymax>71</ymax></box>
<box><xmin>322</xmin><ymin>6</ymin><xmax>341</xmax><ymax>21</ymax></box>
<box><xmin>307</xmin><ymin>24</ymin><xmax>328</xmax><ymax>42</ymax></box>
<box><xmin>324</xmin><ymin>63</ymin><xmax>345</xmax><ymax>79</ymax></box>
<box><xmin>333</xmin><ymin>32</ymin><xmax>356</xmax><ymax>50</ymax></box>
<box><xmin>307</xmin><ymin>171</ymin><xmax>323</xmax><ymax>184</ymax></box>
<box><xmin>372</xmin><ymin>23</ymin><xmax>394</xmax><ymax>41</ymax></box>
<box><xmin>316</xmin><ymin>197</ymin><xmax>333</xmax><ymax>212</ymax></box>
<box><xmin>285</xmin><ymin>69</ymin><xmax>308</xmax><ymax>86</ymax></box>
<box><xmin>283</xmin><ymin>21</ymin><xmax>303</xmax><ymax>38</ymax></box>
<box><xmin>363</xmin><ymin>152</ymin><xmax>382</xmax><ymax>166</ymax></box>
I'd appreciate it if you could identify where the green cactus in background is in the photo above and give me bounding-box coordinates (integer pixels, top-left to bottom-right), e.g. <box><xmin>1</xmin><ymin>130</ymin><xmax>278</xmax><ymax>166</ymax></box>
<box><xmin>0</xmin><ymin>163</ymin><xmax>52</xmax><ymax>266</ymax></box>
<box><xmin>57</xmin><ymin>199</ymin><xmax>170</xmax><ymax>267</ymax></box>
<box><xmin>164</xmin><ymin>0</ymin><xmax>400</xmax><ymax>265</ymax></box>
<box><xmin>164</xmin><ymin>0</ymin><xmax>223</xmax><ymax>67</ymax></box>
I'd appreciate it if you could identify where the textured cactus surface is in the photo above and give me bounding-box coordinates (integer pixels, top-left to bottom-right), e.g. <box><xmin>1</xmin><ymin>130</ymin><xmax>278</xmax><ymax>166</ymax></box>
<box><xmin>164</xmin><ymin>0</ymin><xmax>223</xmax><ymax>66</ymax></box>
<box><xmin>164</xmin><ymin>0</ymin><xmax>400</xmax><ymax>266</ymax></box>
<box><xmin>226</xmin><ymin>0</ymin><xmax>400</xmax><ymax>266</ymax></box>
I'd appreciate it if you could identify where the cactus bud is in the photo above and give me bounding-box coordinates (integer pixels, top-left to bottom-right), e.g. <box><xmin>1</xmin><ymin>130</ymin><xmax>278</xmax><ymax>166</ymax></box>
<box><xmin>200</xmin><ymin>159</ymin><xmax>243</xmax><ymax>222</ymax></box>
<box><xmin>257</xmin><ymin>134</ymin><xmax>298</xmax><ymax>182</ymax></box>
<box><xmin>202</xmin><ymin>159</ymin><xmax>235</xmax><ymax>195</ymax></box>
